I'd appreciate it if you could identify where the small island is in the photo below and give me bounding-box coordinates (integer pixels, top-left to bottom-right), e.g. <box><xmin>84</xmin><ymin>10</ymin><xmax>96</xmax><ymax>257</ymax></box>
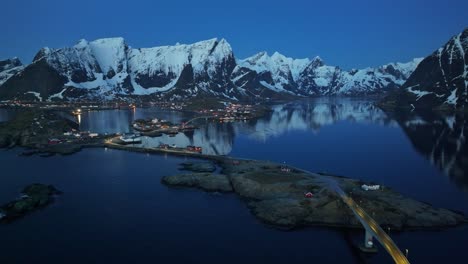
<box><xmin>0</xmin><ymin>184</ymin><xmax>62</xmax><ymax>223</ymax></box>
<box><xmin>162</xmin><ymin>160</ymin><xmax>468</xmax><ymax>230</ymax></box>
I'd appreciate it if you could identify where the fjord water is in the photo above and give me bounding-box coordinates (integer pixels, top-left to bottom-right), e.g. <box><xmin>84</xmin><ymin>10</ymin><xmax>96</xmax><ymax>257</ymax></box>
<box><xmin>0</xmin><ymin>108</ymin><xmax>17</xmax><ymax>122</ymax></box>
<box><xmin>1</xmin><ymin>98</ymin><xmax>468</xmax><ymax>263</ymax></box>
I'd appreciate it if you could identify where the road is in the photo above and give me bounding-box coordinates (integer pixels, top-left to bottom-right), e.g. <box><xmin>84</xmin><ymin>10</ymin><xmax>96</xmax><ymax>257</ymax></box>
<box><xmin>333</xmin><ymin>184</ymin><xmax>410</xmax><ymax>264</ymax></box>
<box><xmin>104</xmin><ymin>141</ymin><xmax>411</xmax><ymax>264</ymax></box>
<box><xmin>287</xmin><ymin>166</ymin><xmax>410</xmax><ymax>264</ymax></box>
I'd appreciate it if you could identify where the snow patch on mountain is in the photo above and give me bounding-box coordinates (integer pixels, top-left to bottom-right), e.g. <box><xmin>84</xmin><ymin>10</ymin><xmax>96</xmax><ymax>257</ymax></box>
<box><xmin>88</xmin><ymin>37</ymin><xmax>127</xmax><ymax>74</ymax></box>
<box><xmin>0</xmin><ymin>58</ymin><xmax>23</xmax><ymax>86</ymax></box>
<box><xmin>237</xmin><ymin>51</ymin><xmax>310</xmax><ymax>91</ymax></box>
<box><xmin>25</xmin><ymin>91</ymin><xmax>42</xmax><ymax>101</ymax></box>
<box><xmin>389</xmin><ymin>28</ymin><xmax>468</xmax><ymax>110</ymax></box>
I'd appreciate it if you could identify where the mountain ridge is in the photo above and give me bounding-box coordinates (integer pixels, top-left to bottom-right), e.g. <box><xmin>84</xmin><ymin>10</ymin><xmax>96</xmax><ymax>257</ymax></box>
<box><xmin>0</xmin><ymin>37</ymin><xmax>423</xmax><ymax>102</ymax></box>
<box><xmin>381</xmin><ymin>28</ymin><xmax>468</xmax><ymax>111</ymax></box>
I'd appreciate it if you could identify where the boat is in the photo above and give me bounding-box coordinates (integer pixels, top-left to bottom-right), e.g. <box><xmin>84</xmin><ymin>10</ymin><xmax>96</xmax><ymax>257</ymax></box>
<box><xmin>169</xmin><ymin>144</ymin><xmax>177</xmax><ymax>149</ymax></box>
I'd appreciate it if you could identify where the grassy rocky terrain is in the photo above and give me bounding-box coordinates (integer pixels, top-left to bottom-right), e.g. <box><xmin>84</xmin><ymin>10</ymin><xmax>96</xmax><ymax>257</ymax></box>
<box><xmin>162</xmin><ymin>159</ymin><xmax>468</xmax><ymax>230</ymax></box>
<box><xmin>0</xmin><ymin>184</ymin><xmax>62</xmax><ymax>223</ymax></box>
<box><xmin>0</xmin><ymin>109</ymin><xmax>106</xmax><ymax>155</ymax></box>
<box><xmin>0</xmin><ymin>109</ymin><xmax>76</xmax><ymax>147</ymax></box>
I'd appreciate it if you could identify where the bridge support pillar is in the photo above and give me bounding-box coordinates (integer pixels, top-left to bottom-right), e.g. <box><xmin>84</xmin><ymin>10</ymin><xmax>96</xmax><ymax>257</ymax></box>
<box><xmin>365</xmin><ymin>230</ymin><xmax>374</xmax><ymax>248</ymax></box>
<box><xmin>359</xmin><ymin>230</ymin><xmax>378</xmax><ymax>253</ymax></box>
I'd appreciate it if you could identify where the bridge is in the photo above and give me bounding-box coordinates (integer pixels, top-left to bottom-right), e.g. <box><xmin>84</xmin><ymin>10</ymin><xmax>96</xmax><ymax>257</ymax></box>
<box><xmin>286</xmin><ymin>166</ymin><xmax>411</xmax><ymax>264</ymax></box>
<box><xmin>182</xmin><ymin>115</ymin><xmax>215</xmax><ymax>125</ymax></box>
<box><xmin>324</xmin><ymin>178</ymin><xmax>410</xmax><ymax>264</ymax></box>
<box><xmin>103</xmin><ymin>138</ymin><xmax>411</xmax><ymax>264</ymax></box>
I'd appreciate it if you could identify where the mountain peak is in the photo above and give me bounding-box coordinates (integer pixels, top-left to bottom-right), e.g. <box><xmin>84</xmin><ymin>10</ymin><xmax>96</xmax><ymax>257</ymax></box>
<box><xmin>271</xmin><ymin>51</ymin><xmax>283</xmax><ymax>58</ymax></box>
<box><xmin>210</xmin><ymin>38</ymin><xmax>233</xmax><ymax>58</ymax></box>
<box><xmin>1</xmin><ymin>35</ymin><xmax>426</xmax><ymax>101</ymax></box>
<box><xmin>0</xmin><ymin>57</ymin><xmax>22</xmax><ymax>71</ymax></box>
<box><xmin>74</xmin><ymin>39</ymin><xmax>89</xmax><ymax>49</ymax></box>
<box><xmin>383</xmin><ymin>27</ymin><xmax>468</xmax><ymax>111</ymax></box>
<box><xmin>312</xmin><ymin>56</ymin><xmax>323</xmax><ymax>62</ymax></box>
<box><xmin>193</xmin><ymin>38</ymin><xmax>218</xmax><ymax>46</ymax></box>
<box><xmin>88</xmin><ymin>37</ymin><xmax>127</xmax><ymax>50</ymax></box>
<box><xmin>32</xmin><ymin>47</ymin><xmax>51</xmax><ymax>62</ymax></box>
<box><xmin>310</xmin><ymin>56</ymin><xmax>324</xmax><ymax>67</ymax></box>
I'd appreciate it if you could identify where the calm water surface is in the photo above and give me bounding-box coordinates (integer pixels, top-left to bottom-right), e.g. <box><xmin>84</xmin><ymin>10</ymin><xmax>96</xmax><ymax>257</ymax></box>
<box><xmin>0</xmin><ymin>108</ymin><xmax>17</xmax><ymax>122</ymax></box>
<box><xmin>1</xmin><ymin>98</ymin><xmax>467</xmax><ymax>263</ymax></box>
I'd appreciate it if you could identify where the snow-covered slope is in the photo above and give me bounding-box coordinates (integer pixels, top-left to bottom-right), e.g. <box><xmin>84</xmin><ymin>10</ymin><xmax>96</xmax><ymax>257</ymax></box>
<box><xmin>234</xmin><ymin>52</ymin><xmax>310</xmax><ymax>94</ymax></box>
<box><xmin>0</xmin><ymin>37</ymin><xmax>240</xmax><ymax>101</ymax></box>
<box><xmin>232</xmin><ymin>51</ymin><xmax>422</xmax><ymax>97</ymax></box>
<box><xmin>0</xmin><ymin>58</ymin><xmax>23</xmax><ymax>86</ymax></box>
<box><xmin>0</xmin><ymin>37</ymin><xmax>422</xmax><ymax>101</ymax></box>
<box><xmin>383</xmin><ymin>28</ymin><xmax>468</xmax><ymax>111</ymax></box>
<box><xmin>127</xmin><ymin>38</ymin><xmax>237</xmax><ymax>98</ymax></box>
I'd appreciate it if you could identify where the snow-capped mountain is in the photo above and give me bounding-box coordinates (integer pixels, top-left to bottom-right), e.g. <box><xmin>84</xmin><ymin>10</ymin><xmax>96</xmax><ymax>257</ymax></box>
<box><xmin>0</xmin><ymin>58</ymin><xmax>23</xmax><ymax>86</ymax></box>
<box><xmin>231</xmin><ymin>52</ymin><xmax>422</xmax><ymax>98</ymax></box>
<box><xmin>0</xmin><ymin>38</ymin><xmax>238</xmax><ymax>101</ymax></box>
<box><xmin>0</xmin><ymin>37</ymin><xmax>422</xmax><ymax>101</ymax></box>
<box><xmin>231</xmin><ymin>52</ymin><xmax>311</xmax><ymax>95</ymax></box>
<box><xmin>382</xmin><ymin>28</ymin><xmax>468</xmax><ymax>111</ymax></box>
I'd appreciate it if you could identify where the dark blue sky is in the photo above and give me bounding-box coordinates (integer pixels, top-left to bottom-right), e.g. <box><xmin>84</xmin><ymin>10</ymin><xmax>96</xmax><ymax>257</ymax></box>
<box><xmin>1</xmin><ymin>0</ymin><xmax>467</xmax><ymax>69</ymax></box>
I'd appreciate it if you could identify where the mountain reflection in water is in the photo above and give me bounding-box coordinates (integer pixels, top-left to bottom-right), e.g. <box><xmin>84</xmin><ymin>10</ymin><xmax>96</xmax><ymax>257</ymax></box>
<box><xmin>78</xmin><ymin>98</ymin><xmax>467</xmax><ymax>192</ymax></box>
<box><xmin>388</xmin><ymin>110</ymin><xmax>468</xmax><ymax>191</ymax></box>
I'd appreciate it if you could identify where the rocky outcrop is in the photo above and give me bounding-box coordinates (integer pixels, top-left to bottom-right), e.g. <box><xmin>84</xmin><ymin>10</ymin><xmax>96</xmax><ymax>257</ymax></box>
<box><xmin>0</xmin><ymin>184</ymin><xmax>62</xmax><ymax>223</ymax></box>
<box><xmin>161</xmin><ymin>173</ymin><xmax>233</xmax><ymax>192</ymax></box>
<box><xmin>163</xmin><ymin>159</ymin><xmax>467</xmax><ymax>230</ymax></box>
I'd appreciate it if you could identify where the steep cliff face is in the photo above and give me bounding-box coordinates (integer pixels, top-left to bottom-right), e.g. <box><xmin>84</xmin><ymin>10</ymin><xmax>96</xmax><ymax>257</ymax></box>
<box><xmin>383</xmin><ymin>28</ymin><xmax>468</xmax><ymax>111</ymax></box>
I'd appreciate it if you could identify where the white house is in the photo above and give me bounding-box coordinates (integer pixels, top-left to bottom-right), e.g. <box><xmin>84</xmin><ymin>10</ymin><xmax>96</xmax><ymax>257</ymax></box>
<box><xmin>361</xmin><ymin>184</ymin><xmax>380</xmax><ymax>191</ymax></box>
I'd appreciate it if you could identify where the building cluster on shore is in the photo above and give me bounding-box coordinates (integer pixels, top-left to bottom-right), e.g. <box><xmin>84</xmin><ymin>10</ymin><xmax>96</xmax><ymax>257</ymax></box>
<box><xmin>48</xmin><ymin>130</ymin><xmax>106</xmax><ymax>146</ymax></box>
<box><xmin>1</xmin><ymin>100</ymin><xmax>123</xmax><ymax>111</ymax></box>
<box><xmin>132</xmin><ymin>117</ymin><xmax>195</xmax><ymax>138</ymax></box>
<box><xmin>197</xmin><ymin>103</ymin><xmax>256</xmax><ymax>122</ymax></box>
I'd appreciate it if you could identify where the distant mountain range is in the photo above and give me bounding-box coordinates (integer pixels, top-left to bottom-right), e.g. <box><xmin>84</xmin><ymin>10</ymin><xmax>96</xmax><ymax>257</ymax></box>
<box><xmin>0</xmin><ymin>37</ymin><xmax>422</xmax><ymax>102</ymax></box>
<box><xmin>382</xmin><ymin>28</ymin><xmax>468</xmax><ymax>111</ymax></box>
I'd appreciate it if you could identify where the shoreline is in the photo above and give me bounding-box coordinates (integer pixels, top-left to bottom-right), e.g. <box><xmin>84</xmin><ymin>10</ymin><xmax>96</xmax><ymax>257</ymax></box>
<box><xmin>1</xmin><ymin>108</ymin><xmax>467</xmax><ymax>232</ymax></box>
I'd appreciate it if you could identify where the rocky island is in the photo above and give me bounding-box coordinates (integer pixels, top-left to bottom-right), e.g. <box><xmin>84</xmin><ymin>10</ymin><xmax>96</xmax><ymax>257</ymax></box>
<box><xmin>162</xmin><ymin>160</ymin><xmax>468</xmax><ymax>230</ymax></box>
<box><xmin>0</xmin><ymin>184</ymin><xmax>62</xmax><ymax>223</ymax></box>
